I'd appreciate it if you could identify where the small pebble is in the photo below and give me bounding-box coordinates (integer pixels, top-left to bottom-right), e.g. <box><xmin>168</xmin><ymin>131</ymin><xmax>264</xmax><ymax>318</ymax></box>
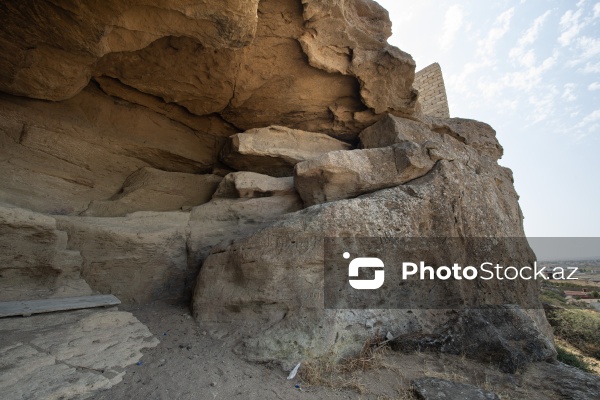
<box><xmin>136</xmin><ymin>361</ymin><xmax>143</xmax><ymax>366</ymax></box>
<box><xmin>210</xmin><ymin>382</ymin><xmax>217</xmax><ymax>387</ymax></box>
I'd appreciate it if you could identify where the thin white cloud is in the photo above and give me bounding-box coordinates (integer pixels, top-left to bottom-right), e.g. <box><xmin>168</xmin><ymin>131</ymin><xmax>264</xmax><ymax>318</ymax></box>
<box><xmin>446</xmin><ymin>59</ymin><xmax>494</xmax><ymax>95</ymax></box>
<box><xmin>581</xmin><ymin>61</ymin><xmax>600</xmax><ymax>73</ymax></box>
<box><xmin>502</xmin><ymin>52</ymin><xmax>559</xmax><ymax>92</ymax></box>
<box><xmin>575</xmin><ymin>109</ymin><xmax>600</xmax><ymax>130</ymax></box>
<box><xmin>508</xmin><ymin>10</ymin><xmax>551</xmax><ymax>68</ymax></box>
<box><xmin>559</xmin><ymin>8</ymin><xmax>585</xmax><ymax>46</ymax></box>
<box><xmin>594</xmin><ymin>2</ymin><xmax>600</xmax><ymax>18</ymax></box>
<box><xmin>577</xmin><ymin>36</ymin><xmax>600</xmax><ymax>59</ymax></box>
<box><xmin>562</xmin><ymin>83</ymin><xmax>577</xmax><ymax>101</ymax></box>
<box><xmin>478</xmin><ymin>8</ymin><xmax>515</xmax><ymax>56</ymax></box>
<box><xmin>589</xmin><ymin>82</ymin><xmax>600</xmax><ymax>91</ymax></box>
<box><xmin>520</xmin><ymin>10</ymin><xmax>551</xmax><ymax>47</ymax></box>
<box><xmin>439</xmin><ymin>5</ymin><xmax>464</xmax><ymax>50</ymax></box>
<box><xmin>528</xmin><ymin>86</ymin><xmax>559</xmax><ymax>124</ymax></box>
<box><xmin>569</xmin><ymin>36</ymin><xmax>600</xmax><ymax>67</ymax></box>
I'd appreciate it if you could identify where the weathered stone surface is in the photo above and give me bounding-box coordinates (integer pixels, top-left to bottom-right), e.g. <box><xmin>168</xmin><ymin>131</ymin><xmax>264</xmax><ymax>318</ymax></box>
<box><xmin>0</xmin><ymin>0</ymin><xmax>260</xmax><ymax>100</ymax></box>
<box><xmin>412</xmin><ymin>377</ymin><xmax>500</xmax><ymax>400</ymax></box>
<box><xmin>423</xmin><ymin>116</ymin><xmax>504</xmax><ymax>160</ymax></box>
<box><xmin>0</xmin><ymin>0</ymin><xmax>564</xmax><ymax>387</ymax></box>
<box><xmin>523</xmin><ymin>361</ymin><xmax>600</xmax><ymax>400</ymax></box>
<box><xmin>219</xmin><ymin>0</ymin><xmax>372</xmax><ymax>138</ymax></box>
<box><xmin>0</xmin><ymin>309</ymin><xmax>158</xmax><ymax>400</ymax></box>
<box><xmin>349</xmin><ymin>47</ymin><xmax>417</xmax><ymax>114</ymax></box>
<box><xmin>193</xmin><ymin>153</ymin><xmax>547</xmax><ymax>367</ymax></box>
<box><xmin>0</xmin><ymin>204</ymin><xmax>91</xmax><ymax>302</ymax></box>
<box><xmin>83</xmin><ymin>168</ymin><xmax>222</xmax><ymax>217</ymax></box>
<box><xmin>393</xmin><ymin>306</ymin><xmax>556</xmax><ymax>373</ymax></box>
<box><xmin>299</xmin><ymin>0</ymin><xmax>392</xmax><ymax>75</ymax></box>
<box><xmin>300</xmin><ymin>0</ymin><xmax>417</xmax><ymax>115</ymax></box>
<box><xmin>220</xmin><ymin>126</ymin><xmax>352</xmax><ymax>177</ymax></box>
<box><xmin>360</xmin><ymin>113</ymin><xmax>504</xmax><ymax>161</ymax></box>
<box><xmin>359</xmin><ymin>114</ymin><xmax>435</xmax><ymax>149</ymax></box>
<box><xmin>57</xmin><ymin>212</ymin><xmax>191</xmax><ymax>304</ymax></box>
<box><xmin>48</xmin><ymin>193</ymin><xmax>301</xmax><ymax>304</ymax></box>
<box><xmin>187</xmin><ymin>195</ymin><xmax>303</xmax><ymax>268</ymax></box>
<box><xmin>96</xmin><ymin>36</ymin><xmax>241</xmax><ymax>116</ymax></box>
<box><xmin>0</xmin><ymin>0</ymin><xmax>420</xmax><ymax>138</ymax></box>
<box><xmin>0</xmin><ymin>87</ymin><xmax>220</xmax><ymax>215</ymax></box>
<box><xmin>294</xmin><ymin>141</ymin><xmax>435</xmax><ymax>206</ymax></box>
<box><xmin>94</xmin><ymin>76</ymin><xmax>236</xmax><ymax>137</ymax></box>
<box><xmin>213</xmin><ymin>172</ymin><xmax>295</xmax><ymax>199</ymax></box>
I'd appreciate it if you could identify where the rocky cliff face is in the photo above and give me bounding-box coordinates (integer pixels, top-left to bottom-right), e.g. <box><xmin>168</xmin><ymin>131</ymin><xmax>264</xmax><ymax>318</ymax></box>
<box><xmin>0</xmin><ymin>0</ymin><xmax>555</xmax><ymax>373</ymax></box>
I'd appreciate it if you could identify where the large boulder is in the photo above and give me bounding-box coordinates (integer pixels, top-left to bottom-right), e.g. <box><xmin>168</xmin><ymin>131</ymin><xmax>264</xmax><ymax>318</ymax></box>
<box><xmin>393</xmin><ymin>306</ymin><xmax>556</xmax><ymax>373</ymax></box>
<box><xmin>193</xmin><ymin>147</ymin><xmax>549</xmax><ymax>367</ymax></box>
<box><xmin>83</xmin><ymin>168</ymin><xmax>222</xmax><ymax>217</ymax></box>
<box><xmin>294</xmin><ymin>141</ymin><xmax>435</xmax><ymax>206</ymax></box>
<box><xmin>360</xmin><ymin>114</ymin><xmax>503</xmax><ymax>160</ymax></box>
<box><xmin>220</xmin><ymin>126</ymin><xmax>351</xmax><ymax>177</ymax></box>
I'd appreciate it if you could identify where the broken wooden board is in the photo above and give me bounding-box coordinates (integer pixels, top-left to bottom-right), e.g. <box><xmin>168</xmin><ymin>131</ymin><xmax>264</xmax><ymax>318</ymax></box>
<box><xmin>0</xmin><ymin>295</ymin><xmax>121</xmax><ymax>318</ymax></box>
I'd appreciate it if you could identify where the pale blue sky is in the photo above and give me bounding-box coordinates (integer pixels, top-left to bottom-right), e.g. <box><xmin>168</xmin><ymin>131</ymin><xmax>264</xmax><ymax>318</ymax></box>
<box><xmin>376</xmin><ymin>0</ymin><xmax>600</xmax><ymax>237</ymax></box>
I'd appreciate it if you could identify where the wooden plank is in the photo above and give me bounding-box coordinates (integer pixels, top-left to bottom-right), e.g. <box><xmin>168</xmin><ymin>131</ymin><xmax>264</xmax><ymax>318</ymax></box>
<box><xmin>0</xmin><ymin>295</ymin><xmax>121</xmax><ymax>318</ymax></box>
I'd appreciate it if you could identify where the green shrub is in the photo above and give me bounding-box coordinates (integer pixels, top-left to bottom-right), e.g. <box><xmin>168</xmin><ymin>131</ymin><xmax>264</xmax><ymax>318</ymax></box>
<box><xmin>547</xmin><ymin>309</ymin><xmax>600</xmax><ymax>359</ymax></box>
<box><xmin>556</xmin><ymin>346</ymin><xmax>593</xmax><ymax>373</ymax></box>
<box><xmin>540</xmin><ymin>289</ymin><xmax>566</xmax><ymax>306</ymax></box>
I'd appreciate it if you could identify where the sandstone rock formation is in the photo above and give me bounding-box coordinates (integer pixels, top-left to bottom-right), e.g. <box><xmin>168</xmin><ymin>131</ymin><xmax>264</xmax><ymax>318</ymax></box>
<box><xmin>0</xmin><ymin>0</ymin><xmax>260</xmax><ymax>101</ymax></box>
<box><xmin>58</xmin><ymin>212</ymin><xmax>192</xmax><ymax>304</ymax></box>
<box><xmin>294</xmin><ymin>141</ymin><xmax>435</xmax><ymax>206</ymax></box>
<box><xmin>83</xmin><ymin>168</ymin><xmax>222</xmax><ymax>217</ymax></box>
<box><xmin>192</xmin><ymin>119</ymin><xmax>548</xmax><ymax>366</ymax></box>
<box><xmin>1</xmin><ymin>192</ymin><xmax>302</xmax><ymax>304</ymax></box>
<box><xmin>0</xmin><ymin>87</ymin><xmax>221</xmax><ymax>215</ymax></box>
<box><xmin>360</xmin><ymin>113</ymin><xmax>503</xmax><ymax>161</ymax></box>
<box><xmin>0</xmin><ymin>204</ymin><xmax>91</xmax><ymax>302</ymax></box>
<box><xmin>0</xmin><ymin>308</ymin><xmax>158</xmax><ymax>400</ymax></box>
<box><xmin>0</xmin><ymin>0</ymin><xmax>418</xmax><ymax>138</ymax></box>
<box><xmin>187</xmin><ymin>194</ymin><xmax>303</xmax><ymax>270</ymax></box>
<box><xmin>213</xmin><ymin>172</ymin><xmax>296</xmax><ymax>199</ymax></box>
<box><xmin>220</xmin><ymin>126</ymin><xmax>352</xmax><ymax>177</ymax></box>
<box><xmin>0</xmin><ymin>0</ymin><xmax>586</xmax><ymax>396</ymax></box>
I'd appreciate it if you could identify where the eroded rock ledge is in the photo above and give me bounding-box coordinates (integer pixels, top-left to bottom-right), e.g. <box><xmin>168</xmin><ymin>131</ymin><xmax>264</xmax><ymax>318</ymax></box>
<box><xmin>0</xmin><ymin>0</ymin><xmax>416</xmax><ymax>139</ymax></box>
<box><xmin>0</xmin><ymin>1</ymin><xmax>587</xmax><ymax>397</ymax></box>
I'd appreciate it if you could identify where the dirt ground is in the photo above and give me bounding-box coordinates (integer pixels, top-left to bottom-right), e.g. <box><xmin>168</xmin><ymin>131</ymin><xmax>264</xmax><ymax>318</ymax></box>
<box><xmin>87</xmin><ymin>303</ymin><xmax>600</xmax><ymax>400</ymax></box>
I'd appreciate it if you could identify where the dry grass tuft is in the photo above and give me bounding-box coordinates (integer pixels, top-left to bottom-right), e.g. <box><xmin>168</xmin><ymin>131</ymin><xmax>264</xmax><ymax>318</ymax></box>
<box><xmin>298</xmin><ymin>334</ymin><xmax>391</xmax><ymax>393</ymax></box>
